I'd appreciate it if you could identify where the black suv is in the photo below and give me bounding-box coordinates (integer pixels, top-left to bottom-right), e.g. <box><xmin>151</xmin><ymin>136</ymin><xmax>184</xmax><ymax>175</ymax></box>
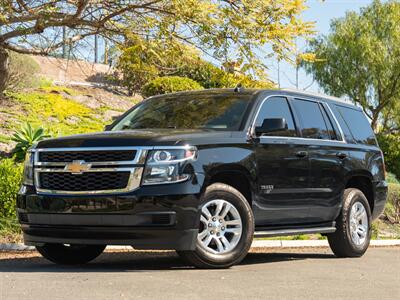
<box><xmin>17</xmin><ymin>89</ymin><xmax>388</xmax><ymax>268</ymax></box>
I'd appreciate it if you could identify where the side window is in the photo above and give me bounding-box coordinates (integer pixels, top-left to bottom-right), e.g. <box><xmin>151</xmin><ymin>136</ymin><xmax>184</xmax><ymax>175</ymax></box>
<box><xmin>329</xmin><ymin>104</ymin><xmax>356</xmax><ymax>143</ymax></box>
<box><xmin>292</xmin><ymin>99</ymin><xmax>331</xmax><ymax>140</ymax></box>
<box><xmin>336</xmin><ymin>105</ymin><xmax>377</xmax><ymax>146</ymax></box>
<box><xmin>320</xmin><ymin>104</ymin><xmax>338</xmax><ymax>140</ymax></box>
<box><xmin>255</xmin><ymin>96</ymin><xmax>297</xmax><ymax>137</ymax></box>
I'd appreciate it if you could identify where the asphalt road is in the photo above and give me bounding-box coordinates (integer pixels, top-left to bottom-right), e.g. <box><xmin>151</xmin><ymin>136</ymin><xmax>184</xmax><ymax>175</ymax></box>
<box><xmin>0</xmin><ymin>247</ymin><xmax>399</xmax><ymax>300</ymax></box>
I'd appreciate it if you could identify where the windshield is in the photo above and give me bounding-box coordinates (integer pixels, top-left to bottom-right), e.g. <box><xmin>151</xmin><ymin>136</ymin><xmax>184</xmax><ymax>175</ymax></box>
<box><xmin>112</xmin><ymin>94</ymin><xmax>253</xmax><ymax>131</ymax></box>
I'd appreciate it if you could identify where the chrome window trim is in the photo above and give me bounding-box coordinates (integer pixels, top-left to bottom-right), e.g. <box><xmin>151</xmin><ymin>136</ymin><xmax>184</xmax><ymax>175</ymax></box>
<box><xmin>250</xmin><ymin>94</ymin><xmax>347</xmax><ymax>144</ymax></box>
<box><xmin>324</xmin><ymin>102</ymin><xmax>347</xmax><ymax>143</ymax></box>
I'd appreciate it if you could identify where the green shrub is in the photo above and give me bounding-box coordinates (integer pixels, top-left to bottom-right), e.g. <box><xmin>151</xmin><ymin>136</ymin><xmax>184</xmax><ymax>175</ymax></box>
<box><xmin>384</xmin><ymin>183</ymin><xmax>400</xmax><ymax>224</ymax></box>
<box><xmin>0</xmin><ymin>158</ymin><xmax>23</xmax><ymax>218</ymax></box>
<box><xmin>377</xmin><ymin>134</ymin><xmax>400</xmax><ymax>179</ymax></box>
<box><xmin>386</xmin><ymin>172</ymin><xmax>399</xmax><ymax>184</ymax></box>
<box><xmin>11</xmin><ymin>122</ymin><xmax>50</xmax><ymax>161</ymax></box>
<box><xmin>142</xmin><ymin>76</ymin><xmax>203</xmax><ymax>97</ymax></box>
<box><xmin>6</xmin><ymin>52</ymin><xmax>40</xmax><ymax>91</ymax></box>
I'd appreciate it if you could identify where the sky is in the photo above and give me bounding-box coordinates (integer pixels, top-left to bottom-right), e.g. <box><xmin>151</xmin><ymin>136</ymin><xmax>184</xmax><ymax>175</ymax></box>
<box><xmin>269</xmin><ymin>0</ymin><xmax>375</xmax><ymax>93</ymax></box>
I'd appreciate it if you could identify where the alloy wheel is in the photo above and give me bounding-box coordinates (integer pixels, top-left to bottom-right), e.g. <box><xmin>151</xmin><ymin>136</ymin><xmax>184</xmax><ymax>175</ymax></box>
<box><xmin>197</xmin><ymin>199</ymin><xmax>242</xmax><ymax>254</ymax></box>
<box><xmin>349</xmin><ymin>201</ymin><xmax>368</xmax><ymax>246</ymax></box>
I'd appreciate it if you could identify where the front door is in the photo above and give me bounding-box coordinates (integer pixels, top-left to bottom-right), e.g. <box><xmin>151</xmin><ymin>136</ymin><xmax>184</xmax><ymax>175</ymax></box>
<box><xmin>253</xmin><ymin>96</ymin><xmax>310</xmax><ymax>226</ymax></box>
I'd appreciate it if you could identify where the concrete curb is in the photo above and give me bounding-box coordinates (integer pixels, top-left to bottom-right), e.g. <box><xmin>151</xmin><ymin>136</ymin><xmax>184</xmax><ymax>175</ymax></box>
<box><xmin>1</xmin><ymin>239</ymin><xmax>399</xmax><ymax>251</ymax></box>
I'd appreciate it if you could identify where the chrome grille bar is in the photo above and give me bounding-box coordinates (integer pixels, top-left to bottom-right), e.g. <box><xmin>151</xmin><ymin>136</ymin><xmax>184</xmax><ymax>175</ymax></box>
<box><xmin>32</xmin><ymin>147</ymin><xmax>150</xmax><ymax>195</ymax></box>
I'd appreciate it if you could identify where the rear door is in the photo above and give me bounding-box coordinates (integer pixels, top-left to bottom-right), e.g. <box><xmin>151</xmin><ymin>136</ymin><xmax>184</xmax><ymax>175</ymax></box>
<box><xmin>291</xmin><ymin>98</ymin><xmax>347</xmax><ymax>223</ymax></box>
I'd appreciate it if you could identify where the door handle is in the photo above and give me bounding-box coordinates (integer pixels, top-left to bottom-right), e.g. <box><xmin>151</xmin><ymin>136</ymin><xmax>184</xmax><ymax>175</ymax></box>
<box><xmin>295</xmin><ymin>151</ymin><xmax>308</xmax><ymax>158</ymax></box>
<box><xmin>336</xmin><ymin>152</ymin><xmax>347</xmax><ymax>159</ymax></box>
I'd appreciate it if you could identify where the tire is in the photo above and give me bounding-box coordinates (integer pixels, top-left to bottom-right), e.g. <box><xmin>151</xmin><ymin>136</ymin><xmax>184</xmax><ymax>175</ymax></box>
<box><xmin>36</xmin><ymin>244</ymin><xmax>106</xmax><ymax>265</ymax></box>
<box><xmin>177</xmin><ymin>183</ymin><xmax>254</xmax><ymax>268</ymax></box>
<box><xmin>327</xmin><ymin>188</ymin><xmax>372</xmax><ymax>258</ymax></box>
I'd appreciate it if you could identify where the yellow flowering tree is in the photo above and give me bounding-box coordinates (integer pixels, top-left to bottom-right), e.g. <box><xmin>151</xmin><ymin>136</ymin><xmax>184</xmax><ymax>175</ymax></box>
<box><xmin>0</xmin><ymin>0</ymin><xmax>314</xmax><ymax>94</ymax></box>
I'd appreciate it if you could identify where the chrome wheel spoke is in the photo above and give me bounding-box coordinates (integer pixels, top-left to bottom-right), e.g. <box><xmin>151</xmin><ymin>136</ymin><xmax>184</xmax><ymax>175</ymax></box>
<box><xmin>200</xmin><ymin>215</ymin><xmax>208</xmax><ymax>225</ymax></box>
<box><xmin>214</xmin><ymin>201</ymin><xmax>224</xmax><ymax>217</ymax></box>
<box><xmin>357</xmin><ymin>225</ymin><xmax>367</xmax><ymax>238</ymax></box>
<box><xmin>220</xmin><ymin>203</ymin><xmax>232</xmax><ymax>219</ymax></box>
<box><xmin>215</xmin><ymin>237</ymin><xmax>224</xmax><ymax>252</ymax></box>
<box><xmin>225</xmin><ymin>227</ymin><xmax>241</xmax><ymax>235</ymax></box>
<box><xmin>220</xmin><ymin>236</ymin><xmax>231</xmax><ymax>250</ymax></box>
<box><xmin>225</xmin><ymin>219</ymin><xmax>241</xmax><ymax>226</ymax></box>
<box><xmin>202</xmin><ymin>234</ymin><xmax>213</xmax><ymax>247</ymax></box>
<box><xmin>202</xmin><ymin>205</ymin><xmax>212</xmax><ymax>219</ymax></box>
<box><xmin>198</xmin><ymin>230</ymin><xmax>208</xmax><ymax>240</ymax></box>
<box><xmin>352</xmin><ymin>231</ymin><xmax>360</xmax><ymax>245</ymax></box>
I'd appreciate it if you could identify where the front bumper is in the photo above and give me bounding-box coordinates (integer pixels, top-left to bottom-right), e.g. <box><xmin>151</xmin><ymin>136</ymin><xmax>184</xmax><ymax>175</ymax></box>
<box><xmin>17</xmin><ymin>177</ymin><xmax>204</xmax><ymax>250</ymax></box>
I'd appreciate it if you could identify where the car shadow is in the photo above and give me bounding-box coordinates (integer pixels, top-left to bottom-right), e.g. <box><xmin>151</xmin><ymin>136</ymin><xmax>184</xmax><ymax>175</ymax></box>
<box><xmin>0</xmin><ymin>250</ymin><xmax>335</xmax><ymax>273</ymax></box>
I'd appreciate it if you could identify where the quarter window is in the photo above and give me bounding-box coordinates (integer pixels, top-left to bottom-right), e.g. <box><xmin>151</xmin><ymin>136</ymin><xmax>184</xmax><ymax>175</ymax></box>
<box><xmin>335</xmin><ymin>105</ymin><xmax>377</xmax><ymax>146</ymax></box>
<box><xmin>254</xmin><ymin>97</ymin><xmax>297</xmax><ymax>137</ymax></box>
<box><xmin>292</xmin><ymin>99</ymin><xmax>331</xmax><ymax>140</ymax></box>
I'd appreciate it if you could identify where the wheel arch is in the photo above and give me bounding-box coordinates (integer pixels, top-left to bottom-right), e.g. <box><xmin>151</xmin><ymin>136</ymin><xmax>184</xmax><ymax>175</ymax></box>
<box><xmin>345</xmin><ymin>172</ymin><xmax>375</xmax><ymax>214</ymax></box>
<box><xmin>203</xmin><ymin>165</ymin><xmax>255</xmax><ymax>206</ymax></box>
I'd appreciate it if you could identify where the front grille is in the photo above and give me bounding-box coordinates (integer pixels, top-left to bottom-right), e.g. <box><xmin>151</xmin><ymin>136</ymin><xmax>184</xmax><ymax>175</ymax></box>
<box><xmin>39</xmin><ymin>172</ymin><xmax>131</xmax><ymax>191</ymax></box>
<box><xmin>39</xmin><ymin>150</ymin><xmax>136</xmax><ymax>162</ymax></box>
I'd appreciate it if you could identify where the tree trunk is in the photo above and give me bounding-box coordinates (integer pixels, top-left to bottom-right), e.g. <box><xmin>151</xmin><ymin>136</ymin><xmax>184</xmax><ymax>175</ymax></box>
<box><xmin>371</xmin><ymin>114</ymin><xmax>379</xmax><ymax>133</ymax></box>
<box><xmin>0</xmin><ymin>48</ymin><xmax>10</xmax><ymax>96</ymax></box>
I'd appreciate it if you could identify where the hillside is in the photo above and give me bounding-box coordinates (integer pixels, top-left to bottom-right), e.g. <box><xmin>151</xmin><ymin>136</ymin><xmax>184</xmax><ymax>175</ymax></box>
<box><xmin>0</xmin><ymin>84</ymin><xmax>141</xmax><ymax>155</ymax></box>
<box><xmin>30</xmin><ymin>55</ymin><xmax>114</xmax><ymax>84</ymax></box>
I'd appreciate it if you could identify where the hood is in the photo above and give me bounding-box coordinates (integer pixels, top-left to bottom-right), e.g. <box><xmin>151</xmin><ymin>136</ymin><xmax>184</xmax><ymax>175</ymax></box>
<box><xmin>35</xmin><ymin>129</ymin><xmax>235</xmax><ymax>148</ymax></box>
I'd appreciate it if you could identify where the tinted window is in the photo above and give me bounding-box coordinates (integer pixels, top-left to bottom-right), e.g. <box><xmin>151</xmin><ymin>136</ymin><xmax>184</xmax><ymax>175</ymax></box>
<box><xmin>336</xmin><ymin>105</ymin><xmax>377</xmax><ymax>146</ymax></box>
<box><xmin>112</xmin><ymin>94</ymin><xmax>252</xmax><ymax>131</ymax></box>
<box><xmin>292</xmin><ymin>99</ymin><xmax>331</xmax><ymax>140</ymax></box>
<box><xmin>330</xmin><ymin>104</ymin><xmax>356</xmax><ymax>143</ymax></box>
<box><xmin>320</xmin><ymin>105</ymin><xmax>337</xmax><ymax>140</ymax></box>
<box><xmin>255</xmin><ymin>96</ymin><xmax>297</xmax><ymax>137</ymax></box>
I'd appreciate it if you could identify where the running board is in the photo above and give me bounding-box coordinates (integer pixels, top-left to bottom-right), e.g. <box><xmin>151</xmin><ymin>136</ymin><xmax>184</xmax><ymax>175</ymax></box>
<box><xmin>254</xmin><ymin>226</ymin><xmax>336</xmax><ymax>238</ymax></box>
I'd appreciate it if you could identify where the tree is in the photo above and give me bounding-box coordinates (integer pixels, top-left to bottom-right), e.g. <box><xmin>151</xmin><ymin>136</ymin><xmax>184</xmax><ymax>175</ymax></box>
<box><xmin>0</xmin><ymin>0</ymin><xmax>314</xmax><ymax>95</ymax></box>
<box><xmin>303</xmin><ymin>0</ymin><xmax>400</xmax><ymax>131</ymax></box>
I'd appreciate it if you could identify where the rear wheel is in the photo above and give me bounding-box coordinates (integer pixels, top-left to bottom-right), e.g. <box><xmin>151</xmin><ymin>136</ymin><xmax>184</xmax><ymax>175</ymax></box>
<box><xmin>327</xmin><ymin>188</ymin><xmax>372</xmax><ymax>257</ymax></box>
<box><xmin>177</xmin><ymin>183</ymin><xmax>254</xmax><ymax>268</ymax></box>
<box><xmin>36</xmin><ymin>244</ymin><xmax>106</xmax><ymax>265</ymax></box>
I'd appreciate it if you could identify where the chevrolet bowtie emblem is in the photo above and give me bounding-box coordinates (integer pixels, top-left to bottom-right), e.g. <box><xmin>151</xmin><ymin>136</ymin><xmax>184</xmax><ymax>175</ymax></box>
<box><xmin>65</xmin><ymin>160</ymin><xmax>92</xmax><ymax>174</ymax></box>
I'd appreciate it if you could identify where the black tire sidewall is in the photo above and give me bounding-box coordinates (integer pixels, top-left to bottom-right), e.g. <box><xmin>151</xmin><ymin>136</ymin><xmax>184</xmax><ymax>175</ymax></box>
<box><xmin>192</xmin><ymin>183</ymin><xmax>254</xmax><ymax>266</ymax></box>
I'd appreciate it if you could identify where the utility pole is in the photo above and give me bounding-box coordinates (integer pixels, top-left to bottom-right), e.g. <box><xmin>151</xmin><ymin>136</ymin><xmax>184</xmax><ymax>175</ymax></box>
<box><xmin>104</xmin><ymin>38</ymin><xmax>108</xmax><ymax>65</ymax></box>
<box><xmin>94</xmin><ymin>34</ymin><xmax>98</xmax><ymax>63</ymax></box>
<box><xmin>62</xmin><ymin>27</ymin><xmax>67</xmax><ymax>59</ymax></box>
<box><xmin>277</xmin><ymin>58</ymin><xmax>281</xmax><ymax>89</ymax></box>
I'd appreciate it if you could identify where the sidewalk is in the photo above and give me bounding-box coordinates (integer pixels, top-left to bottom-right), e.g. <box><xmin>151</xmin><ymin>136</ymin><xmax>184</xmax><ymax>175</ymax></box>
<box><xmin>1</xmin><ymin>239</ymin><xmax>399</xmax><ymax>251</ymax></box>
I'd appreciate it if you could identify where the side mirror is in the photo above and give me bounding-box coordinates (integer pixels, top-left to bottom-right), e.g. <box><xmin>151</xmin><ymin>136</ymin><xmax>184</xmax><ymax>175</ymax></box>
<box><xmin>104</xmin><ymin>124</ymin><xmax>113</xmax><ymax>131</ymax></box>
<box><xmin>255</xmin><ymin>118</ymin><xmax>288</xmax><ymax>136</ymax></box>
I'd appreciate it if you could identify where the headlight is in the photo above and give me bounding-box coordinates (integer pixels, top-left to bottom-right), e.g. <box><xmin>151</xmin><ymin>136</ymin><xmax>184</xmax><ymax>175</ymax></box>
<box><xmin>23</xmin><ymin>151</ymin><xmax>34</xmax><ymax>185</ymax></box>
<box><xmin>142</xmin><ymin>147</ymin><xmax>197</xmax><ymax>185</ymax></box>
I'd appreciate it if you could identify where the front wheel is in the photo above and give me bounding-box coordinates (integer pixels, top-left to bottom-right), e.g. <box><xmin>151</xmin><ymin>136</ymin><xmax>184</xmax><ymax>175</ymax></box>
<box><xmin>327</xmin><ymin>188</ymin><xmax>372</xmax><ymax>257</ymax></box>
<box><xmin>177</xmin><ymin>183</ymin><xmax>254</xmax><ymax>268</ymax></box>
<box><xmin>36</xmin><ymin>244</ymin><xmax>106</xmax><ymax>265</ymax></box>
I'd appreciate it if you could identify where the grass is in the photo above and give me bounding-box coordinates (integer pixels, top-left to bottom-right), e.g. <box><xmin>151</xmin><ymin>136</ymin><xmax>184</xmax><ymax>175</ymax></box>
<box><xmin>0</xmin><ymin>217</ymin><xmax>22</xmax><ymax>244</ymax></box>
<box><xmin>0</xmin><ymin>134</ymin><xmax>10</xmax><ymax>144</ymax></box>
